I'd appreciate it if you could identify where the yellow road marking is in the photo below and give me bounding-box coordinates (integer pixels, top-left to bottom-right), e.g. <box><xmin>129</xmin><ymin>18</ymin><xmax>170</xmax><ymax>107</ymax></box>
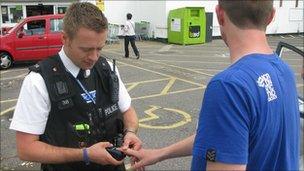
<box><xmin>106</xmin><ymin>50</ymin><xmax>206</xmax><ymax>86</ymax></box>
<box><xmin>160</xmin><ymin>77</ymin><xmax>176</xmax><ymax>94</ymax></box>
<box><xmin>127</xmin><ymin>83</ymin><xmax>140</xmax><ymax>92</ymax></box>
<box><xmin>119</xmin><ymin>61</ymin><xmax>204</xmax><ymax>87</ymax></box>
<box><xmin>142</xmin><ymin>59</ymin><xmax>214</xmax><ymax>77</ymax></box>
<box><xmin>0</xmin><ymin>70</ymin><xmax>11</xmax><ymax>74</ymax></box>
<box><xmin>195</xmin><ymin>68</ymin><xmax>223</xmax><ymax>72</ymax></box>
<box><xmin>1</xmin><ymin>99</ymin><xmax>18</xmax><ymax>103</ymax></box>
<box><xmin>125</xmin><ymin>78</ymin><xmax>170</xmax><ymax>86</ymax></box>
<box><xmin>139</xmin><ymin>106</ymin><xmax>160</xmax><ymax>122</ymax></box>
<box><xmin>132</xmin><ymin>86</ymin><xmax>205</xmax><ymax>100</ymax></box>
<box><xmin>0</xmin><ymin>106</ymin><xmax>15</xmax><ymax>116</ymax></box>
<box><xmin>139</xmin><ymin>105</ymin><xmax>192</xmax><ymax>129</ymax></box>
<box><xmin>0</xmin><ymin>68</ymin><xmax>28</xmax><ymax>74</ymax></box>
<box><xmin>126</xmin><ymin>78</ymin><xmax>171</xmax><ymax>92</ymax></box>
<box><xmin>153</xmin><ymin>59</ymin><xmax>230</xmax><ymax>65</ymax></box>
<box><xmin>1</xmin><ymin>73</ymin><xmax>27</xmax><ymax>81</ymax></box>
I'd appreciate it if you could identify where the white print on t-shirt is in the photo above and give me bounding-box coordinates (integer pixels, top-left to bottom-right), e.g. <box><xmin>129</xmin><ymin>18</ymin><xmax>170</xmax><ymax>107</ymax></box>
<box><xmin>257</xmin><ymin>73</ymin><xmax>277</xmax><ymax>102</ymax></box>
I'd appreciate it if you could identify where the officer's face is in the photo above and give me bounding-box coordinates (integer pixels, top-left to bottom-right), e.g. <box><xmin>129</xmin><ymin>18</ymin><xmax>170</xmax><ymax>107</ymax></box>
<box><xmin>62</xmin><ymin>27</ymin><xmax>107</xmax><ymax>70</ymax></box>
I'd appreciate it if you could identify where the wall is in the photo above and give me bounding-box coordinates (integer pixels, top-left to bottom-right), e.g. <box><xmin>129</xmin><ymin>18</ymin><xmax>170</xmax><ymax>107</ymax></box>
<box><xmin>103</xmin><ymin>1</ymin><xmax>166</xmax><ymax>38</ymax></box>
<box><xmin>2</xmin><ymin>1</ymin><xmax>303</xmax><ymax>38</ymax></box>
<box><xmin>129</xmin><ymin>0</ymin><xmax>303</xmax><ymax>38</ymax></box>
<box><xmin>267</xmin><ymin>0</ymin><xmax>304</xmax><ymax>34</ymax></box>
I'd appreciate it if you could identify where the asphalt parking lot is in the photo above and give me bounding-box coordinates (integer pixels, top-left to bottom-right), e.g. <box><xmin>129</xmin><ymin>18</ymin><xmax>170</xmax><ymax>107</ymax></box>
<box><xmin>1</xmin><ymin>34</ymin><xmax>303</xmax><ymax>170</ymax></box>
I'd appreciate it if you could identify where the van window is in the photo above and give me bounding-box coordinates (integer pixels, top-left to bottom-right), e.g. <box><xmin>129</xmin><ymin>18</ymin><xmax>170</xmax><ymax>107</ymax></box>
<box><xmin>50</xmin><ymin>18</ymin><xmax>63</xmax><ymax>33</ymax></box>
<box><xmin>23</xmin><ymin>19</ymin><xmax>46</xmax><ymax>35</ymax></box>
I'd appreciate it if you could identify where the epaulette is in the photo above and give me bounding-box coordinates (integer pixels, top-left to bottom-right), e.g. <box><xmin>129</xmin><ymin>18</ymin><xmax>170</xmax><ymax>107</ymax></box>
<box><xmin>28</xmin><ymin>63</ymin><xmax>41</xmax><ymax>73</ymax></box>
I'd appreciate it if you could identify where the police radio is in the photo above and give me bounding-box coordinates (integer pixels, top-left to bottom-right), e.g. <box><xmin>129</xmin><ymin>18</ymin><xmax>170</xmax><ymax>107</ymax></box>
<box><xmin>109</xmin><ymin>59</ymin><xmax>119</xmax><ymax>103</ymax></box>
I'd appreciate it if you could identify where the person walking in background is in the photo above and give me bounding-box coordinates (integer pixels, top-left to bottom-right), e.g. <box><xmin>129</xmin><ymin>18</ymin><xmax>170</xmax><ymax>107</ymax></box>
<box><xmin>10</xmin><ymin>2</ymin><xmax>141</xmax><ymax>171</ymax></box>
<box><xmin>123</xmin><ymin>0</ymin><xmax>300</xmax><ymax>170</ymax></box>
<box><xmin>123</xmin><ymin>13</ymin><xmax>140</xmax><ymax>59</ymax></box>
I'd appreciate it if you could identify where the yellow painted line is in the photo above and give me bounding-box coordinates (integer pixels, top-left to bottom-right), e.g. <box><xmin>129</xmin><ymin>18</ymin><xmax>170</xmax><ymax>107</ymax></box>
<box><xmin>119</xmin><ymin>61</ymin><xmax>204</xmax><ymax>87</ymax></box>
<box><xmin>175</xmin><ymin>77</ymin><xmax>203</xmax><ymax>87</ymax></box>
<box><xmin>0</xmin><ymin>106</ymin><xmax>15</xmax><ymax>116</ymax></box>
<box><xmin>139</xmin><ymin>106</ymin><xmax>160</xmax><ymax>122</ymax></box>
<box><xmin>153</xmin><ymin>59</ymin><xmax>230</xmax><ymax>65</ymax></box>
<box><xmin>125</xmin><ymin>78</ymin><xmax>170</xmax><ymax>86</ymax></box>
<box><xmin>119</xmin><ymin>62</ymin><xmax>170</xmax><ymax>77</ymax></box>
<box><xmin>0</xmin><ymin>70</ymin><xmax>11</xmax><ymax>74</ymax></box>
<box><xmin>1</xmin><ymin>99</ymin><xmax>18</xmax><ymax>103</ymax></box>
<box><xmin>167</xmin><ymin>85</ymin><xmax>206</xmax><ymax>94</ymax></box>
<box><xmin>105</xmin><ymin>50</ymin><xmax>206</xmax><ymax>86</ymax></box>
<box><xmin>132</xmin><ymin>86</ymin><xmax>205</xmax><ymax>100</ymax></box>
<box><xmin>160</xmin><ymin>77</ymin><xmax>176</xmax><ymax>94</ymax></box>
<box><xmin>139</xmin><ymin>105</ymin><xmax>192</xmax><ymax>129</ymax></box>
<box><xmin>0</xmin><ymin>68</ymin><xmax>28</xmax><ymax>74</ymax></box>
<box><xmin>127</xmin><ymin>83</ymin><xmax>140</xmax><ymax>92</ymax></box>
<box><xmin>195</xmin><ymin>68</ymin><xmax>223</xmax><ymax>72</ymax></box>
<box><xmin>1</xmin><ymin>73</ymin><xmax>27</xmax><ymax>81</ymax></box>
<box><xmin>143</xmin><ymin>59</ymin><xmax>214</xmax><ymax>77</ymax></box>
<box><xmin>116</xmin><ymin>64</ymin><xmax>128</xmax><ymax>67</ymax></box>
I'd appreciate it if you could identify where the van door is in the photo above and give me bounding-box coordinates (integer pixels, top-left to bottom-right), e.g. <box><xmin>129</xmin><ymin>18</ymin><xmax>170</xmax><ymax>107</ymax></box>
<box><xmin>15</xmin><ymin>19</ymin><xmax>48</xmax><ymax>61</ymax></box>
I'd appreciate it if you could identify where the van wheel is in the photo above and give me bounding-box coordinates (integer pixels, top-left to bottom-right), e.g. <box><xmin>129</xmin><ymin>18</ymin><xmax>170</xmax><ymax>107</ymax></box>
<box><xmin>0</xmin><ymin>52</ymin><xmax>13</xmax><ymax>69</ymax></box>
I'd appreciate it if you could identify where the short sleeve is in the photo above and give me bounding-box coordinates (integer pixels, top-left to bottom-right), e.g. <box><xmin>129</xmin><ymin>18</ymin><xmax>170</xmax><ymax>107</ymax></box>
<box><xmin>9</xmin><ymin>72</ymin><xmax>51</xmax><ymax>135</ymax></box>
<box><xmin>192</xmin><ymin>80</ymin><xmax>251</xmax><ymax>166</ymax></box>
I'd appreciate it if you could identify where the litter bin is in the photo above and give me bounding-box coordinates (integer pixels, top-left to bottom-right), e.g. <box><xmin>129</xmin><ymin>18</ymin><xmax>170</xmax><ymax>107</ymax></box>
<box><xmin>168</xmin><ymin>7</ymin><xmax>206</xmax><ymax>45</ymax></box>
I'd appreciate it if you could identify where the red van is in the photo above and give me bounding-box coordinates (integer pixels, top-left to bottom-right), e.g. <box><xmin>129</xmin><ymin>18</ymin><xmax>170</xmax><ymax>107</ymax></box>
<box><xmin>0</xmin><ymin>14</ymin><xmax>64</xmax><ymax>69</ymax></box>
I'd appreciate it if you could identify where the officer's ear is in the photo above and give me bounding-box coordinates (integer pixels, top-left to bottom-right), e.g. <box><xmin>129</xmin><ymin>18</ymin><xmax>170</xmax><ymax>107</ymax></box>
<box><xmin>62</xmin><ymin>31</ymin><xmax>67</xmax><ymax>44</ymax></box>
<box><xmin>62</xmin><ymin>31</ymin><xmax>71</xmax><ymax>46</ymax></box>
<box><xmin>216</xmin><ymin>5</ymin><xmax>225</xmax><ymax>27</ymax></box>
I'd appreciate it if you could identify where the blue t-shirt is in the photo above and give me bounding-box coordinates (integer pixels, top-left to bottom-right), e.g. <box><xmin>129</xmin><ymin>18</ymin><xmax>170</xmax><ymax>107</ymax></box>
<box><xmin>191</xmin><ymin>53</ymin><xmax>300</xmax><ymax>170</ymax></box>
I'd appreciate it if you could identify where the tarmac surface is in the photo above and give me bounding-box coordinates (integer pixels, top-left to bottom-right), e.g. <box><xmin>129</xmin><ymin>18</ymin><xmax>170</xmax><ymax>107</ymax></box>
<box><xmin>1</xmin><ymin>34</ymin><xmax>303</xmax><ymax>170</ymax></box>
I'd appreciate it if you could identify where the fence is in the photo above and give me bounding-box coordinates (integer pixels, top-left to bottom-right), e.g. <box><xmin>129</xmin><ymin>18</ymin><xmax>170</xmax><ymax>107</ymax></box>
<box><xmin>135</xmin><ymin>21</ymin><xmax>150</xmax><ymax>41</ymax></box>
<box><xmin>107</xmin><ymin>23</ymin><xmax>120</xmax><ymax>44</ymax></box>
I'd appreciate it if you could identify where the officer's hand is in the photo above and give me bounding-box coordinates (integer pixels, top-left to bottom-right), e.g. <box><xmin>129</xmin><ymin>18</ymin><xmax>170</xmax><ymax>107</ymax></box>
<box><xmin>122</xmin><ymin>132</ymin><xmax>142</xmax><ymax>151</ymax></box>
<box><xmin>87</xmin><ymin>142</ymin><xmax>123</xmax><ymax>165</ymax></box>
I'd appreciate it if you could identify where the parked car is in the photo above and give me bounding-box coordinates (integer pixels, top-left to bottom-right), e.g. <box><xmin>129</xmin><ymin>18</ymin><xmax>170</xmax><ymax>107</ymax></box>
<box><xmin>0</xmin><ymin>14</ymin><xmax>64</xmax><ymax>69</ymax></box>
<box><xmin>1</xmin><ymin>23</ymin><xmax>17</xmax><ymax>35</ymax></box>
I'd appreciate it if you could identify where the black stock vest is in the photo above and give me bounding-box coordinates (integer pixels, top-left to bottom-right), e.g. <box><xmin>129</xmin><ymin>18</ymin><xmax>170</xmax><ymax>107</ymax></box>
<box><xmin>30</xmin><ymin>55</ymin><xmax>125</xmax><ymax>171</ymax></box>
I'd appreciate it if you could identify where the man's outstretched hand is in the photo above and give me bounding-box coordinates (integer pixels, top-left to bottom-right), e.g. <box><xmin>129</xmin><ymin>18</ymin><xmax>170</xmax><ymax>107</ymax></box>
<box><xmin>122</xmin><ymin>148</ymin><xmax>164</xmax><ymax>170</ymax></box>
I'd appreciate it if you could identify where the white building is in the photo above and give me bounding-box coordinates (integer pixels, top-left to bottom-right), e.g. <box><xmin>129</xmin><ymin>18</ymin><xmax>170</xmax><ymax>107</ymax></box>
<box><xmin>1</xmin><ymin>0</ymin><xmax>303</xmax><ymax>38</ymax></box>
<box><xmin>101</xmin><ymin>1</ymin><xmax>303</xmax><ymax>38</ymax></box>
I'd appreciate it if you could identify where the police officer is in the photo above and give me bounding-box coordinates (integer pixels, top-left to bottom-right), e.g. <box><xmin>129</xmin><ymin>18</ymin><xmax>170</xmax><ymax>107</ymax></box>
<box><xmin>10</xmin><ymin>2</ymin><xmax>141</xmax><ymax>171</ymax></box>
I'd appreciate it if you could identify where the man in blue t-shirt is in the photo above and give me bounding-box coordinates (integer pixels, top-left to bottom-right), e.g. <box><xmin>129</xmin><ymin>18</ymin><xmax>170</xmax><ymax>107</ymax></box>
<box><xmin>123</xmin><ymin>1</ymin><xmax>300</xmax><ymax>170</ymax></box>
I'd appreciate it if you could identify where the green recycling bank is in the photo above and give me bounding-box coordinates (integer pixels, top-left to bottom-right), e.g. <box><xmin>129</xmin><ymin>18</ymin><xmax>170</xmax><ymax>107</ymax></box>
<box><xmin>168</xmin><ymin>7</ymin><xmax>206</xmax><ymax>45</ymax></box>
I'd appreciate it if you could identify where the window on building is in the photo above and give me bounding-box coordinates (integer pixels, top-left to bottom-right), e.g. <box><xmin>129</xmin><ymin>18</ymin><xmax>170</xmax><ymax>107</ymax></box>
<box><xmin>57</xmin><ymin>7</ymin><xmax>67</xmax><ymax>14</ymax></box>
<box><xmin>280</xmin><ymin>0</ymin><xmax>283</xmax><ymax>7</ymax></box>
<box><xmin>26</xmin><ymin>5</ymin><xmax>54</xmax><ymax>17</ymax></box>
<box><xmin>9</xmin><ymin>5</ymin><xmax>23</xmax><ymax>23</ymax></box>
<box><xmin>296</xmin><ymin>0</ymin><xmax>299</xmax><ymax>7</ymax></box>
<box><xmin>1</xmin><ymin>6</ymin><xmax>9</xmax><ymax>23</ymax></box>
<box><xmin>50</xmin><ymin>18</ymin><xmax>63</xmax><ymax>32</ymax></box>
